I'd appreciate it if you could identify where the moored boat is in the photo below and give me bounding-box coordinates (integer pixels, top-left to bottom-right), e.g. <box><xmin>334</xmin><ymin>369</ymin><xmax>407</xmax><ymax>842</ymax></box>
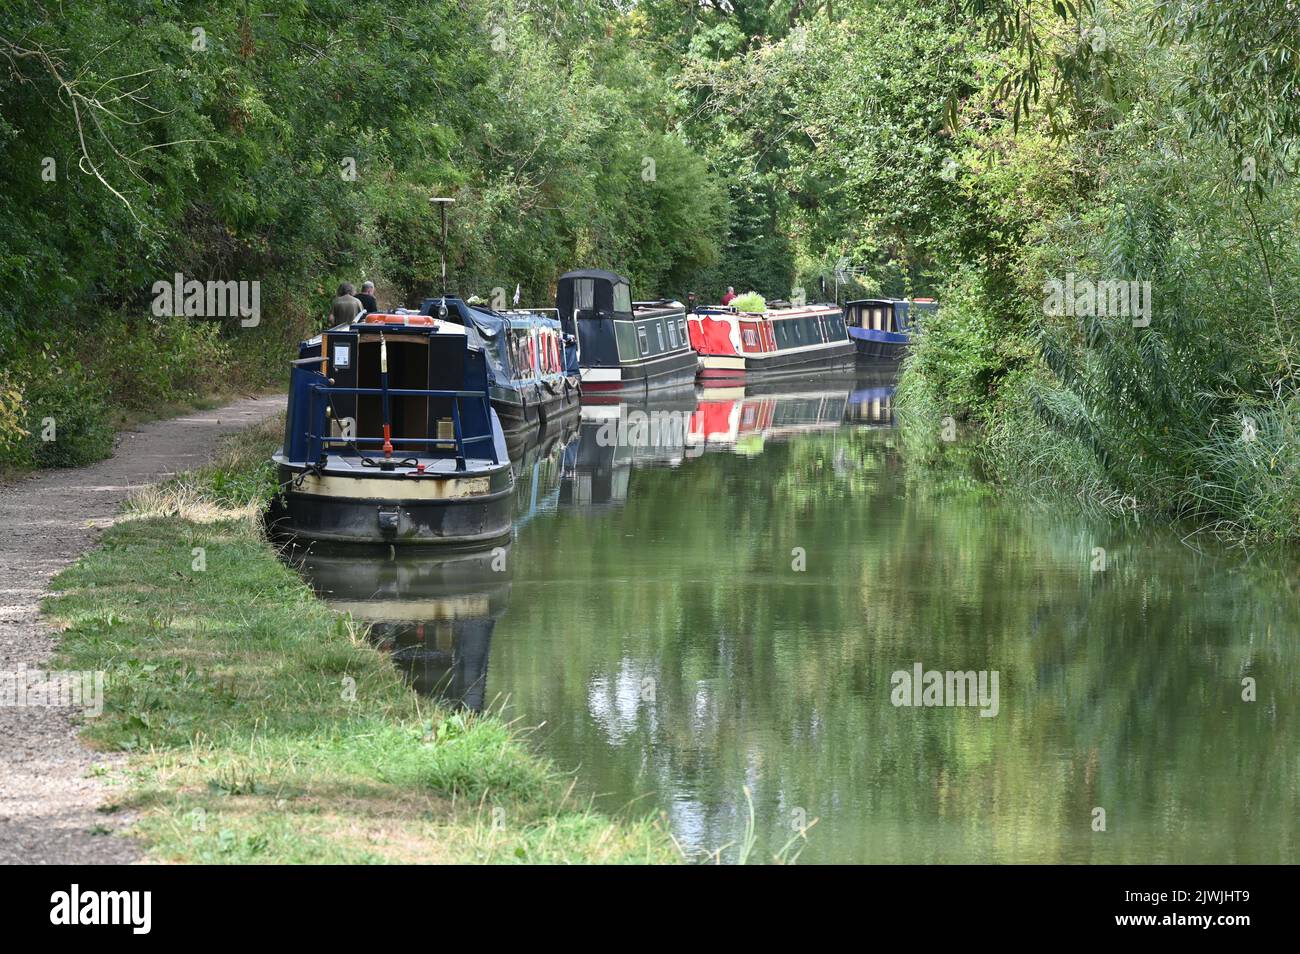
<box><xmin>688</xmin><ymin>300</ymin><xmax>856</xmax><ymax>381</ymax></box>
<box><xmin>419</xmin><ymin>296</ymin><xmax>580</xmax><ymax>445</ymax></box>
<box><xmin>269</xmin><ymin>313</ymin><xmax>514</xmax><ymax>545</ymax></box>
<box><xmin>556</xmin><ymin>269</ymin><xmax>698</xmax><ymax>394</ymax></box>
<box><xmin>844</xmin><ymin>297</ymin><xmax>937</xmax><ymax>359</ymax></box>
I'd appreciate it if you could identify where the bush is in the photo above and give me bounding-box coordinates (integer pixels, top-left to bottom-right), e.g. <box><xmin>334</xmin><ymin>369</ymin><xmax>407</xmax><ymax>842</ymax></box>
<box><xmin>94</xmin><ymin>316</ymin><xmax>232</xmax><ymax>411</ymax></box>
<box><xmin>899</xmin><ymin>268</ymin><xmax>1007</xmax><ymax>426</ymax></box>
<box><xmin>6</xmin><ymin>353</ymin><xmax>115</xmax><ymax>468</ymax></box>
<box><xmin>730</xmin><ymin>291</ymin><xmax>767</xmax><ymax>313</ymax></box>
<box><xmin>0</xmin><ymin>369</ymin><xmax>27</xmax><ymax>458</ymax></box>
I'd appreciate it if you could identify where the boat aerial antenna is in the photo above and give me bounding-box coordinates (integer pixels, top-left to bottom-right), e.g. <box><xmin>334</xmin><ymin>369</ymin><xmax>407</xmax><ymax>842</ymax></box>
<box><xmin>431</xmin><ymin>196</ymin><xmax>454</xmax><ymax>318</ymax></box>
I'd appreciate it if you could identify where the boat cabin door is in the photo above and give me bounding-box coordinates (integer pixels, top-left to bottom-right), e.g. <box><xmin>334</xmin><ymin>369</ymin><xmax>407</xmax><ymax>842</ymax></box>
<box><xmin>557</xmin><ymin>271</ymin><xmax>628</xmax><ymax>364</ymax></box>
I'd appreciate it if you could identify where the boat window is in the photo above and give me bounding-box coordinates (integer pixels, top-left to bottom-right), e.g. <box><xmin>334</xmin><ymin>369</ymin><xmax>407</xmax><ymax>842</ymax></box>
<box><xmin>576</xmin><ymin>279</ymin><xmax>595</xmax><ymax>312</ymax></box>
<box><xmin>613</xmin><ymin>282</ymin><xmax>632</xmax><ymax>313</ymax></box>
<box><xmin>668</xmin><ymin>319</ymin><xmax>678</xmax><ymax>347</ymax></box>
<box><xmin>654</xmin><ymin>322</ymin><xmax>664</xmax><ymax>351</ymax></box>
<box><xmin>637</xmin><ymin>326</ymin><xmax>649</xmax><ymax>355</ymax></box>
<box><xmin>512</xmin><ymin>328</ymin><xmax>531</xmax><ymax>380</ymax></box>
<box><xmin>616</xmin><ymin>322</ymin><xmax>639</xmax><ymax>358</ymax></box>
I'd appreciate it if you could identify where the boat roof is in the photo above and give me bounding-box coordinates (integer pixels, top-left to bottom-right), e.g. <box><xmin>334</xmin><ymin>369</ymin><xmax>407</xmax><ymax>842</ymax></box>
<box><xmin>633</xmin><ymin>302</ymin><xmax>684</xmax><ymax>318</ymax></box>
<box><xmin>701</xmin><ymin>302</ymin><xmax>840</xmax><ymax>317</ymax></box>
<box><xmin>311</xmin><ymin>317</ymin><xmax>468</xmax><ymax>342</ymax></box>
<box><xmin>559</xmin><ymin>268</ymin><xmax>628</xmax><ymax>284</ymax></box>
<box><xmin>846</xmin><ymin>297</ymin><xmax>938</xmax><ymax>306</ymax></box>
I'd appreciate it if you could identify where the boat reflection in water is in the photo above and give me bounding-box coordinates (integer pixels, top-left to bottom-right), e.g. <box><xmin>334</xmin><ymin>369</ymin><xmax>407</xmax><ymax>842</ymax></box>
<box><xmin>291</xmin><ymin>422</ymin><xmax>580</xmax><ymax>710</ymax></box>
<box><xmin>293</xmin><ymin>372</ymin><xmax>896</xmax><ymax>709</ymax></box>
<box><xmin>295</xmin><ymin>542</ymin><xmax>509</xmax><ymax>710</ymax></box>
<box><xmin>689</xmin><ymin>377</ymin><xmax>852</xmax><ymax>454</ymax></box>
<box><xmin>558</xmin><ymin>386</ymin><xmax>698</xmax><ymax>510</ymax></box>
<box><xmin>557</xmin><ymin>370</ymin><xmax>897</xmax><ymax>508</ymax></box>
<box><xmin>844</xmin><ymin>365</ymin><xmax>898</xmax><ymax>427</ymax></box>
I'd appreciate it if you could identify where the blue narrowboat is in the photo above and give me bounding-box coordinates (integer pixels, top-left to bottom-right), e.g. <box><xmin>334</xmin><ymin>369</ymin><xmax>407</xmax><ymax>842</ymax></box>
<box><xmin>419</xmin><ymin>296</ymin><xmax>580</xmax><ymax>445</ymax></box>
<box><xmin>269</xmin><ymin>313</ymin><xmax>513</xmax><ymax>545</ymax></box>
<box><xmin>844</xmin><ymin>298</ymin><xmax>937</xmax><ymax>359</ymax></box>
<box><xmin>556</xmin><ymin>269</ymin><xmax>698</xmax><ymax>394</ymax></box>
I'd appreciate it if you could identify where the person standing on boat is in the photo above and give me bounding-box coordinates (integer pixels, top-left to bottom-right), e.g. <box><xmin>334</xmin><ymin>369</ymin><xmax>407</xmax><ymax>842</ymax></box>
<box><xmin>357</xmin><ymin>281</ymin><xmax>379</xmax><ymax>314</ymax></box>
<box><xmin>721</xmin><ymin>286</ymin><xmax>737</xmax><ymax>306</ymax></box>
<box><xmin>331</xmin><ymin>283</ymin><xmax>363</xmax><ymax>324</ymax></box>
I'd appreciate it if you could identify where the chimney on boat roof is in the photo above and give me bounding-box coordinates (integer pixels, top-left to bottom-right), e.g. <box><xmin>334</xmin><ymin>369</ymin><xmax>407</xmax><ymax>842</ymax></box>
<box><xmin>430</xmin><ymin>196</ymin><xmax>455</xmax><ymax>300</ymax></box>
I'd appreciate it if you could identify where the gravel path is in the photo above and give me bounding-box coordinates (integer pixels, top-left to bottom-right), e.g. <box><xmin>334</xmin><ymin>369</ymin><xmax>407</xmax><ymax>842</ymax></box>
<box><xmin>0</xmin><ymin>394</ymin><xmax>286</xmax><ymax>864</ymax></box>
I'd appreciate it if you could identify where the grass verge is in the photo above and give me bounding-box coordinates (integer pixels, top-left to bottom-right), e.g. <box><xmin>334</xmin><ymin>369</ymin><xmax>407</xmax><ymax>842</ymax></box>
<box><xmin>45</xmin><ymin>421</ymin><xmax>679</xmax><ymax>864</ymax></box>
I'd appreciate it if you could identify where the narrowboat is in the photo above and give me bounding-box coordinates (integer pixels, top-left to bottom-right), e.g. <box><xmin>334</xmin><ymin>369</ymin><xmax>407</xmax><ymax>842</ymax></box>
<box><xmin>688</xmin><ymin>300</ymin><xmax>856</xmax><ymax>382</ymax></box>
<box><xmin>556</xmin><ymin>269</ymin><xmax>698</xmax><ymax>394</ymax></box>
<box><xmin>843</xmin><ymin>298</ymin><xmax>938</xmax><ymax>359</ymax></box>
<box><xmin>419</xmin><ymin>296</ymin><xmax>580</xmax><ymax>445</ymax></box>
<box><xmin>269</xmin><ymin>312</ymin><xmax>514</xmax><ymax>545</ymax></box>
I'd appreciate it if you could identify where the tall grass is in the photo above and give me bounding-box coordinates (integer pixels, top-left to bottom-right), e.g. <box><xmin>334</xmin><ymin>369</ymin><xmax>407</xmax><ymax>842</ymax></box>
<box><xmin>899</xmin><ymin>141</ymin><xmax>1300</xmax><ymax>542</ymax></box>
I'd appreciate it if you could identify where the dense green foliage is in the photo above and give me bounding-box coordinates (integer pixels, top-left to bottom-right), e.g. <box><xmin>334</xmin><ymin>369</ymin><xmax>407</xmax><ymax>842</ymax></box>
<box><xmin>888</xmin><ymin>0</ymin><xmax>1300</xmax><ymax>539</ymax></box>
<box><xmin>0</xmin><ymin>0</ymin><xmax>727</xmax><ymax>468</ymax></box>
<box><xmin>7</xmin><ymin>0</ymin><xmax>1300</xmax><ymax>539</ymax></box>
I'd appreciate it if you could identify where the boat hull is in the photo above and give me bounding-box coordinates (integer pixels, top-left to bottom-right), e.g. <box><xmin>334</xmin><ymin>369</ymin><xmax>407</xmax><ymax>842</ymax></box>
<box><xmin>269</xmin><ymin>460</ymin><xmax>514</xmax><ymax>545</ymax></box>
<box><xmin>492</xmin><ymin>376</ymin><xmax>581</xmax><ymax>444</ymax></box>
<box><xmin>580</xmin><ymin>349</ymin><xmax>699</xmax><ymax>394</ymax></box>
<box><xmin>697</xmin><ymin>341</ymin><xmax>857</xmax><ymax>381</ymax></box>
<box><xmin>849</xmin><ymin>327</ymin><xmax>909</xmax><ymax>360</ymax></box>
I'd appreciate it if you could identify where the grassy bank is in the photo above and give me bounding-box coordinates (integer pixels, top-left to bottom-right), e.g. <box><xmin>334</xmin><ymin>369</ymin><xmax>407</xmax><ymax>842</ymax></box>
<box><xmin>44</xmin><ymin>420</ymin><xmax>678</xmax><ymax>864</ymax></box>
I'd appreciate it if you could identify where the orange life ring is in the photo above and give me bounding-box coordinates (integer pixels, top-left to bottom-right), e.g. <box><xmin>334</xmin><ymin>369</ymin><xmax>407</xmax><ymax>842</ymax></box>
<box><xmin>363</xmin><ymin>313</ymin><xmax>437</xmax><ymax>326</ymax></box>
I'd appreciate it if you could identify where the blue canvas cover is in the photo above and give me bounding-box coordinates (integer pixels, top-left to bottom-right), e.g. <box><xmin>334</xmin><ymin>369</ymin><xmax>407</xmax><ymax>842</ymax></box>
<box><xmin>420</xmin><ymin>297</ymin><xmax>574</xmax><ymax>383</ymax></box>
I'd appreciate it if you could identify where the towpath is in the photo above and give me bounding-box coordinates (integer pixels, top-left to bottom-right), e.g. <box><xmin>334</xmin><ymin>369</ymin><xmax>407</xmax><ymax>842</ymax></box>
<box><xmin>0</xmin><ymin>394</ymin><xmax>285</xmax><ymax>864</ymax></box>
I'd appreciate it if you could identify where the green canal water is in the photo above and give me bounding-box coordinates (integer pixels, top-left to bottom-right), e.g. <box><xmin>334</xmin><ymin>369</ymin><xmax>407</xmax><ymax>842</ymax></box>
<box><xmin>298</xmin><ymin>370</ymin><xmax>1299</xmax><ymax>864</ymax></box>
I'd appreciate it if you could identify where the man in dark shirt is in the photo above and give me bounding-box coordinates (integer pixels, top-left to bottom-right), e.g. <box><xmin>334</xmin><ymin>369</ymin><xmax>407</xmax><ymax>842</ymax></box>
<box><xmin>357</xmin><ymin>280</ymin><xmax>379</xmax><ymax>314</ymax></box>
<box><xmin>720</xmin><ymin>286</ymin><xmax>737</xmax><ymax>305</ymax></box>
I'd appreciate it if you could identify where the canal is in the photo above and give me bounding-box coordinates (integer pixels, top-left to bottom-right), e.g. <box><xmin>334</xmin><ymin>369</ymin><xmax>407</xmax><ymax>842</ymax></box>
<box><xmin>296</xmin><ymin>368</ymin><xmax>1299</xmax><ymax>864</ymax></box>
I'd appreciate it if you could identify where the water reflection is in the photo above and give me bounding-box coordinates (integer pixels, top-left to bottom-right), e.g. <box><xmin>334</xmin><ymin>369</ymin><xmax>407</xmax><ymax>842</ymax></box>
<box><xmin>292</xmin><ymin>368</ymin><xmax>1298</xmax><ymax>863</ymax></box>
<box><xmin>295</xmin><ymin>544</ymin><xmax>510</xmax><ymax>711</ymax></box>
<box><xmin>295</xmin><ymin>376</ymin><xmax>888</xmax><ymax>713</ymax></box>
<box><xmin>557</xmin><ymin>389</ymin><xmax>697</xmax><ymax>510</ymax></box>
